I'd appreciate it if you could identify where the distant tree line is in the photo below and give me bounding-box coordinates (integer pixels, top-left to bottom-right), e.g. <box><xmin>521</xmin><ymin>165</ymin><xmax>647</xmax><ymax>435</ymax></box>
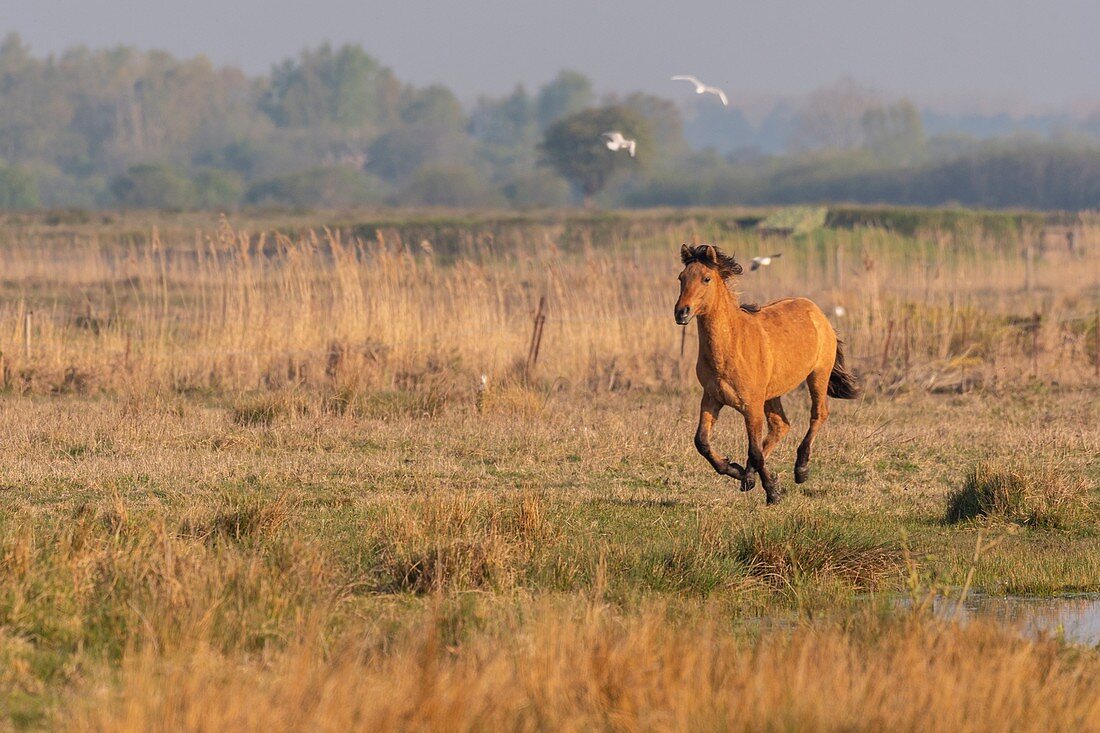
<box><xmin>0</xmin><ymin>34</ymin><xmax>1097</xmax><ymax>211</ymax></box>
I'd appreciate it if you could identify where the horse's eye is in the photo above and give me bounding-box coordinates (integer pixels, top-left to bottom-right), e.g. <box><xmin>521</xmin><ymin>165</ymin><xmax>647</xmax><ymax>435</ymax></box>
<box><xmin>703</xmin><ymin>277</ymin><xmax>712</xmax><ymax>284</ymax></box>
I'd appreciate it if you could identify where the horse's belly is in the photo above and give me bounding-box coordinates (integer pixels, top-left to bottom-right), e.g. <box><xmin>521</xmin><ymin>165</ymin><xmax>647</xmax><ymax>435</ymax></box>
<box><xmin>766</xmin><ymin>360</ymin><xmax>817</xmax><ymax>399</ymax></box>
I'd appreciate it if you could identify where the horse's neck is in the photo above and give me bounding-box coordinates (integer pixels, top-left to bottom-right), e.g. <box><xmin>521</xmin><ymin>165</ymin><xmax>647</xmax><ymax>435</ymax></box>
<box><xmin>697</xmin><ymin>288</ymin><xmax>743</xmax><ymax>363</ymax></box>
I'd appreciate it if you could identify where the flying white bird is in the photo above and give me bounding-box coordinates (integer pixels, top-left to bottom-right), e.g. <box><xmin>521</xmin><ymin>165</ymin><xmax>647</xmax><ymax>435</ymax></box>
<box><xmin>602</xmin><ymin>131</ymin><xmax>637</xmax><ymax>157</ymax></box>
<box><xmin>670</xmin><ymin>75</ymin><xmax>729</xmax><ymax>106</ymax></box>
<box><xmin>833</xmin><ymin>306</ymin><xmax>847</xmax><ymax>318</ymax></box>
<box><xmin>750</xmin><ymin>253</ymin><xmax>782</xmax><ymax>271</ymax></box>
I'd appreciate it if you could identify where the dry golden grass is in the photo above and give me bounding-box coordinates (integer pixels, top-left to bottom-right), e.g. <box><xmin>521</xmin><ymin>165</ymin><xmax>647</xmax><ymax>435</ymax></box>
<box><xmin>0</xmin><ymin>211</ymin><xmax>1098</xmax><ymax>731</ymax></box>
<box><xmin>1</xmin><ymin>213</ymin><xmax>1097</xmax><ymax>399</ymax></box>
<box><xmin>65</xmin><ymin>602</ymin><xmax>1100</xmax><ymax>733</ymax></box>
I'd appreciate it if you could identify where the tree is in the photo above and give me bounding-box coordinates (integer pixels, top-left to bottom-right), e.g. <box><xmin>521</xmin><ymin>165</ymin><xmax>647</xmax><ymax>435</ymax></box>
<box><xmin>535</xmin><ymin>71</ymin><xmax>593</xmax><ymax>128</ymax></box>
<box><xmin>261</xmin><ymin>44</ymin><xmax>399</xmax><ymax>129</ymax></box>
<box><xmin>400</xmin><ymin>85</ymin><xmax>465</xmax><ymax>129</ymax></box>
<box><xmin>471</xmin><ymin>86</ymin><xmax>535</xmax><ymax>146</ymax></box>
<box><xmin>0</xmin><ymin>163</ymin><xmax>37</xmax><ymax>208</ymax></box>
<box><xmin>862</xmin><ymin>100</ymin><xmax>925</xmax><ymax>164</ymax></box>
<box><xmin>789</xmin><ymin>79</ymin><xmax>882</xmax><ymax>152</ymax></box>
<box><xmin>471</xmin><ymin>86</ymin><xmax>540</xmax><ymax>182</ymax></box>
<box><xmin>615</xmin><ymin>93</ymin><xmax>686</xmax><ymax>162</ymax></box>
<box><xmin>367</xmin><ymin>126</ymin><xmax>474</xmax><ymax>182</ymax></box>
<box><xmin>540</xmin><ymin>106</ymin><xmax>646</xmax><ymax>205</ymax></box>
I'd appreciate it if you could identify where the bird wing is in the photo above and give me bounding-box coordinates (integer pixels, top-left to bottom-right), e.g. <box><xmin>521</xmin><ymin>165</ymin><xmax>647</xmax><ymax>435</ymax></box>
<box><xmin>716</xmin><ymin>88</ymin><xmax>729</xmax><ymax>106</ymax></box>
<box><xmin>671</xmin><ymin>75</ymin><xmax>702</xmax><ymax>86</ymax></box>
<box><xmin>602</xmin><ymin>131</ymin><xmax>624</xmax><ymax>143</ymax></box>
<box><xmin>628</xmin><ymin>140</ymin><xmax>636</xmax><ymax>157</ymax></box>
<box><xmin>771</xmin><ymin>253</ymin><xmax>782</xmax><ymax>258</ymax></box>
<box><xmin>750</xmin><ymin>261</ymin><xmax>760</xmax><ymax>271</ymax></box>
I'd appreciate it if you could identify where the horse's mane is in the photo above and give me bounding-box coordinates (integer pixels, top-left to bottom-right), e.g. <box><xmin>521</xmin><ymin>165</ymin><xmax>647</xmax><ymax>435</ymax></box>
<box><xmin>680</xmin><ymin>244</ymin><xmax>743</xmax><ymax>280</ymax></box>
<box><xmin>681</xmin><ymin>244</ymin><xmax>759</xmax><ymax>312</ymax></box>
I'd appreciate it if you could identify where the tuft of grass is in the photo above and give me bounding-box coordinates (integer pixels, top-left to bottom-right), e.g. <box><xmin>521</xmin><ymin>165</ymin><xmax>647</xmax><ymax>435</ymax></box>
<box><xmin>231</xmin><ymin>394</ymin><xmax>286</xmax><ymax>427</ymax></box>
<box><xmin>732</xmin><ymin>516</ymin><xmax>903</xmax><ymax>591</ymax></box>
<box><xmin>371</xmin><ymin>493</ymin><xmax>561</xmax><ymax>594</ymax></box>
<box><xmin>946</xmin><ymin>461</ymin><xmax>1093</xmax><ymax>529</ymax></box>
<box><xmin>184</xmin><ymin>494</ymin><xmax>295</xmax><ymax>544</ymax></box>
<box><xmin>230</xmin><ymin>391</ymin><xmax>309</xmax><ymax>426</ymax></box>
<box><xmin>359</xmin><ymin>387</ymin><xmax>451</xmax><ymax>419</ymax></box>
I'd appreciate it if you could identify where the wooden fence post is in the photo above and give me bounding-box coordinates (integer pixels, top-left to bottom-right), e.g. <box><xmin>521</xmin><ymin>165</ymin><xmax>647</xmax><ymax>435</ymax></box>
<box><xmin>1024</xmin><ymin>241</ymin><xmax>1034</xmax><ymax>295</ymax></box>
<box><xmin>834</xmin><ymin>242</ymin><xmax>844</xmax><ymax>289</ymax></box>
<box><xmin>1030</xmin><ymin>311</ymin><xmax>1041</xmax><ymax>378</ymax></box>
<box><xmin>902</xmin><ymin>315</ymin><xmax>911</xmax><ymax>370</ymax></box>
<box><xmin>1094</xmin><ymin>310</ymin><xmax>1099</xmax><ymax>380</ymax></box>
<box><xmin>880</xmin><ymin>319</ymin><xmax>895</xmax><ymax>371</ymax></box>
<box><xmin>24</xmin><ymin>311</ymin><xmax>32</xmax><ymax>361</ymax></box>
<box><xmin>525</xmin><ymin>296</ymin><xmax>547</xmax><ymax>379</ymax></box>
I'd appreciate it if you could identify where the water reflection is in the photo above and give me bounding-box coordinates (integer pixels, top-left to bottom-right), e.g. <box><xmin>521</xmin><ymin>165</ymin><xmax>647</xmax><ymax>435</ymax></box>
<box><xmin>933</xmin><ymin>594</ymin><xmax>1100</xmax><ymax>646</ymax></box>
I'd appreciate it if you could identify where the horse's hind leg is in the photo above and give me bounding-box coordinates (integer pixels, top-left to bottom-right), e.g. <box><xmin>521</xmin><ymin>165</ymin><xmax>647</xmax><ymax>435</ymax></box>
<box><xmin>795</xmin><ymin>367</ymin><xmax>831</xmax><ymax>484</ymax></box>
<box><xmin>742</xmin><ymin>398</ymin><xmax>790</xmax><ymax>492</ymax></box>
<box><xmin>762</xmin><ymin>398</ymin><xmax>790</xmax><ymax>458</ymax></box>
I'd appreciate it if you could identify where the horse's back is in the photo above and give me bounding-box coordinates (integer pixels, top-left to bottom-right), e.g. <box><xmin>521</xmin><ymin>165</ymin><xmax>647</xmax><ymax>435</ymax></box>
<box><xmin>753</xmin><ymin>297</ymin><xmax>837</xmax><ymax>393</ymax></box>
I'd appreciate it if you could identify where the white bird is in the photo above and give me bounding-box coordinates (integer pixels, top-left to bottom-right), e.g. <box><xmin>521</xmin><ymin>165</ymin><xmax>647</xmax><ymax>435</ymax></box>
<box><xmin>750</xmin><ymin>253</ymin><xmax>782</xmax><ymax>271</ymax></box>
<box><xmin>602</xmin><ymin>131</ymin><xmax>637</xmax><ymax>157</ymax></box>
<box><xmin>833</xmin><ymin>306</ymin><xmax>846</xmax><ymax>318</ymax></box>
<box><xmin>671</xmin><ymin>75</ymin><xmax>729</xmax><ymax>106</ymax></box>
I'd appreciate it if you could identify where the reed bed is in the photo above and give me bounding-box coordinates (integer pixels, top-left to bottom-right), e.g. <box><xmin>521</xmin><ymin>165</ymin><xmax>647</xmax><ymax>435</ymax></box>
<box><xmin>0</xmin><ymin>214</ymin><xmax>1097</xmax><ymax>400</ymax></box>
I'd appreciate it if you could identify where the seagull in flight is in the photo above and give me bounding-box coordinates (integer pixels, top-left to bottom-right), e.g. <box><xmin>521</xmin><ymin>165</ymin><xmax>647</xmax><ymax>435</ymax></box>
<box><xmin>750</xmin><ymin>253</ymin><xmax>782</xmax><ymax>271</ymax></box>
<box><xmin>602</xmin><ymin>131</ymin><xmax>637</xmax><ymax>157</ymax></box>
<box><xmin>671</xmin><ymin>75</ymin><xmax>729</xmax><ymax>106</ymax></box>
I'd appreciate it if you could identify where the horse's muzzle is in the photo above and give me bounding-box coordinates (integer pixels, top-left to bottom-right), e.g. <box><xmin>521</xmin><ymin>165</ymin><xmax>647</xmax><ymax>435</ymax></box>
<box><xmin>674</xmin><ymin>306</ymin><xmax>692</xmax><ymax>325</ymax></box>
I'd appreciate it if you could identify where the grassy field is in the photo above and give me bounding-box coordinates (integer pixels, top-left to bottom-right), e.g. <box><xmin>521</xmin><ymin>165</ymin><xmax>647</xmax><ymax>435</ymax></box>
<box><xmin>0</xmin><ymin>209</ymin><xmax>1098</xmax><ymax>731</ymax></box>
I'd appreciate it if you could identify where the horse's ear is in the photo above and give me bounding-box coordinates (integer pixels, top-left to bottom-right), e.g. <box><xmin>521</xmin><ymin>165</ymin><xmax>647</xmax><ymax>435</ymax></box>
<box><xmin>701</xmin><ymin>244</ymin><xmax>718</xmax><ymax>264</ymax></box>
<box><xmin>680</xmin><ymin>243</ymin><xmax>692</xmax><ymax>264</ymax></box>
<box><xmin>730</xmin><ymin>256</ymin><xmax>743</xmax><ymax>276</ymax></box>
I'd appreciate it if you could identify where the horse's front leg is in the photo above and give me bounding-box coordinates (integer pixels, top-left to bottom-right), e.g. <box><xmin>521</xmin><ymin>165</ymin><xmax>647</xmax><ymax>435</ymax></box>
<box><xmin>743</xmin><ymin>404</ymin><xmax>781</xmax><ymax>504</ymax></box>
<box><xmin>694</xmin><ymin>394</ymin><xmax>745</xmax><ymax>480</ymax></box>
<box><xmin>742</xmin><ymin>397</ymin><xmax>789</xmax><ymax>492</ymax></box>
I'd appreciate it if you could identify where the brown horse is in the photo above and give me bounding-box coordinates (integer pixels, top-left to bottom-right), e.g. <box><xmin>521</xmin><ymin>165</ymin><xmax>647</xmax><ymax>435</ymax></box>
<box><xmin>674</xmin><ymin>244</ymin><xmax>859</xmax><ymax>504</ymax></box>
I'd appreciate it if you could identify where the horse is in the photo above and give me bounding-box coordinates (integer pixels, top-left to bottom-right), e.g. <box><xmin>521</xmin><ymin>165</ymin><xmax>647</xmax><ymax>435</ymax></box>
<box><xmin>674</xmin><ymin>243</ymin><xmax>860</xmax><ymax>504</ymax></box>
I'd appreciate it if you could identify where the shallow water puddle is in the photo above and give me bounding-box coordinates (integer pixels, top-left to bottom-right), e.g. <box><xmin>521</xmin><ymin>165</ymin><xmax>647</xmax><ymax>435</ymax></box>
<box><xmin>932</xmin><ymin>594</ymin><xmax>1100</xmax><ymax>646</ymax></box>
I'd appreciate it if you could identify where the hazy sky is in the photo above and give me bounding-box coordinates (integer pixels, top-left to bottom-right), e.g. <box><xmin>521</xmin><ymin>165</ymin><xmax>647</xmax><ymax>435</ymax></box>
<box><xmin>6</xmin><ymin>0</ymin><xmax>1098</xmax><ymax>109</ymax></box>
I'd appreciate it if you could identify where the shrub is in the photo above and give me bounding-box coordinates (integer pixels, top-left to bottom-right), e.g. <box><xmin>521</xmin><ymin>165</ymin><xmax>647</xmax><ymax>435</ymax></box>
<box><xmin>111</xmin><ymin>163</ymin><xmax>198</xmax><ymax>209</ymax></box>
<box><xmin>245</xmin><ymin>166</ymin><xmax>388</xmax><ymax>208</ymax></box>
<box><xmin>400</xmin><ymin>164</ymin><xmax>504</xmax><ymax>207</ymax></box>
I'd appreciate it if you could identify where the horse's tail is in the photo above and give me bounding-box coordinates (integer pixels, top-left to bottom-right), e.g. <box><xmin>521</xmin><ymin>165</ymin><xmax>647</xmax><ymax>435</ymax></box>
<box><xmin>827</xmin><ymin>341</ymin><xmax>861</xmax><ymax>399</ymax></box>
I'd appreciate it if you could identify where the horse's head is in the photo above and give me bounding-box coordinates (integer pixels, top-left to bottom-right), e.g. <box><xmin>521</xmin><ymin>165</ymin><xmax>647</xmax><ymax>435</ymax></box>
<box><xmin>674</xmin><ymin>244</ymin><xmax>742</xmax><ymax>324</ymax></box>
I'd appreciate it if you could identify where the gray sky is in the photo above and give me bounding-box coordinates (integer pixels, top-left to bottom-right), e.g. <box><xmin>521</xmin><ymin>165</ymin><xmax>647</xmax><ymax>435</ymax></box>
<box><xmin>6</xmin><ymin>0</ymin><xmax>1098</xmax><ymax>109</ymax></box>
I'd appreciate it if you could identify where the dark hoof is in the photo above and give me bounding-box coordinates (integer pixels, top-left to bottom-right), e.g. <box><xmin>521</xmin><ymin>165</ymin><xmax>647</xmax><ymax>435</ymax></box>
<box><xmin>740</xmin><ymin>471</ymin><xmax>756</xmax><ymax>492</ymax></box>
<box><xmin>722</xmin><ymin>459</ymin><xmax>746</xmax><ymax>481</ymax></box>
<box><xmin>765</xmin><ymin>487</ymin><xmax>783</xmax><ymax>505</ymax></box>
<box><xmin>794</xmin><ymin>464</ymin><xmax>810</xmax><ymax>484</ymax></box>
